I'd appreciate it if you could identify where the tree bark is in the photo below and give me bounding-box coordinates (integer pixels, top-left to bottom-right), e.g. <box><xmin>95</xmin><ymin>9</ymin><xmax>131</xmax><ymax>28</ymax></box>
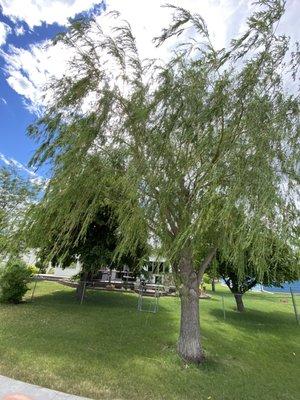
<box><xmin>198</xmin><ymin>248</ymin><xmax>217</xmax><ymax>281</ymax></box>
<box><xmin>234</xmin><ymin>293</ymin><xmax>245</xmax><ymax>312</ymax></box>
<box><xmin>76</xmin><ymin>280</ymin><xmax>85</xmax><ymax>301</ymax></box>
<box><xmin>211</xmin><ymin>279</ymin><xmax>216</xmax><ymax>292</ymax></box>
<box><xmin>177</xmin><ymin>252</ymin><xmax>204</xmax><ymax>364</ymax></box>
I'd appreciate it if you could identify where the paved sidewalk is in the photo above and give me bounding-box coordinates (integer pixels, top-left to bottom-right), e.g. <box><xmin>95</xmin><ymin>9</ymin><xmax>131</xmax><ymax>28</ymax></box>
<box><xmin>0</xmin><ymin>375</ymin><xmax>92</xmax><ymax>400</ymax></box>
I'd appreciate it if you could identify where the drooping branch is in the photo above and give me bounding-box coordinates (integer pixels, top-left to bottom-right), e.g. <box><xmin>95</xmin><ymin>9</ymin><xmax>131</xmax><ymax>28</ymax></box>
<box><xmin>198</xmin><ymin>248</ymin><xmax>217</xmax><ymax>280</ymax></box>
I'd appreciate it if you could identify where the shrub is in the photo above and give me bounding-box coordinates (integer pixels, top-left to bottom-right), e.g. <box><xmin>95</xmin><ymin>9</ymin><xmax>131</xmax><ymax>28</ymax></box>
<box><xmin>27</xmin><ymin>264</ymin><xmax>39</xmax><ymax>276</ymax></box>
<box><xmin>0</xmin><ymin>259</ymin><xmax>32</xmax><ymax>303</ymax></box>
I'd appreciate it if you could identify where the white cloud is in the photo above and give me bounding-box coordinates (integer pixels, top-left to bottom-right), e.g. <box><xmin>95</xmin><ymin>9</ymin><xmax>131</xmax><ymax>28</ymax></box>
<box><xmin>0</xmin><ymin>21</ymin><xmax>11</xmax><ymax>46</ymax></box>
<box><xmin>104</xmin><ymin>0</ymin><xmax>299</xmax><ymax>59</ymax></box>
<box><xmin>10</xmin><ymin>157</ymin><xmax>37</xmax><ymax>177</ymax></box>
<box><xmin>277</xmin><ymin>0</ymin><xmax>300</xmax><ymax>39</ymax></box>
<box><xmin>105</xmin><ymin>0</ymin><xmax>249</xmax><ymax>58</ymax></box>
<box><xmin>0</xmin><ymin>153</ymin><xmax>10</xmax><ymax>165</ymax></box>
<box><xmin>0</xmin><ymin>0</ymin><xmax>101</xmax><ymax>29</ymax></box>
<box><xmin>0</xmin><ymin>152</ymin><xmax>46</xmax><ymax>187</ymax></box>
<box><xmin>14</xmin><ymin>25</ymin><xmax>26</xmax><ymax>36</ymax></box>
<box><xmin>0</xmin><ymin>1</ymin><xmax>103</xmax><ymax>111</ymax></box>
<box><xmin>0</xmin><ymin>152</ymin><xmax>34</xmax><ymax>176</ymax></box>
<box><xmin>0</xmin><ymin>0</ymin><xmax>249</xmax><ymax>112</ymax></box>
<box><xmin>1</xmin><ymin>0</ymin><xmax>299</xmax><ymax>113</ymax></box>
<box><xmin>0</xmin><ymin>97</ymin><xmax>7</xmax><ymax>105</ymax></box>
<box><xmin>1</xmin><ymin>40</ymin><xmax>73</xmax><ymax>113</ymax></box>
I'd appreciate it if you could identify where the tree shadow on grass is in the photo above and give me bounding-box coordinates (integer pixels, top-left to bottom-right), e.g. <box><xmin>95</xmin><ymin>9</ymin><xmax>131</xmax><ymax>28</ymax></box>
<box><xmin>22</xmin><ymin>280</ymin><xmax>148</xmax><ymax>310</ymax></box>
<box><xmin>208</xmin><ymin>306</ymin><xmax>297</xmax><ymax>334</ymax></box>
<box><xmin>33</xmin><ymin>286</ymin><xmax>142</xmax><ymax>309</ymax></box>
<box><xmin>21</xmin><ymin>285</ymin><xmax>175</xmax><ymax>348</ymax></box>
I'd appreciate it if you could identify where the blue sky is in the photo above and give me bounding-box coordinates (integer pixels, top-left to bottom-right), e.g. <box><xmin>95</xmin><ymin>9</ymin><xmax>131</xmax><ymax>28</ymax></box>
<box><xmin>0</xmin><ymin>21</ymin><xmax>62</xmax><ymax>166</ymax></box>
<box><xmin>0</xmin><ymin>0</ymin><xmax>299</xmax><ymax>179</ymax></box>
<box><xmin>0</xmin><ymin>0</ymin><xmax>106</xmax><ymax>178</ymax></box>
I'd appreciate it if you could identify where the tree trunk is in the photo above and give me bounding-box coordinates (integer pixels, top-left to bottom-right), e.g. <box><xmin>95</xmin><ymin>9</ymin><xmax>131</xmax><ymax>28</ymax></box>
<box><xmin>234</xmin><ymin>293</ymin><xmax>245</xmax><ymax>312</ymax></box>
<box><xmin>177</xmin><ymin>254</ymin><xmax>204</xmax><ymax>364</ymax></box>
<box><xmin>211</xmin><ymin>279</ymin><xmax>215</xmax><ymax>292</ymax></box>
<box><xmin>76</xmin><ymin>280</ymin><xmax>85</xmax><ymax>301</ymax></box>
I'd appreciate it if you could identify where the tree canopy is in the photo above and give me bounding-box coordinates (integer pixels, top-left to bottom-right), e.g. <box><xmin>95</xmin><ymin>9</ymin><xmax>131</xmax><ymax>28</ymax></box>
<box><xmin>26</xmin><ymin>0</ymin><xmax>299</xmax><ymax>363</ymax></box>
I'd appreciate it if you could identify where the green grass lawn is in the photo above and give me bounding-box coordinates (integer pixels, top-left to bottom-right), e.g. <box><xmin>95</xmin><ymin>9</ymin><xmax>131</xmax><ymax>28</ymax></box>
<box><xmin>0</xmin><ymin>282</ymin><xmax>299</xmax><ymax>400</ymax></box>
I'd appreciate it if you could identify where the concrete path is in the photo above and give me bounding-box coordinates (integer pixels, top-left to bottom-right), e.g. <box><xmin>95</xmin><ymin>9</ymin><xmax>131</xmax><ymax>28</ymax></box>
<box><xmin>0</xmin><ymin>375</ymin><xmax>92</xmax><ymax>400</ymax></box>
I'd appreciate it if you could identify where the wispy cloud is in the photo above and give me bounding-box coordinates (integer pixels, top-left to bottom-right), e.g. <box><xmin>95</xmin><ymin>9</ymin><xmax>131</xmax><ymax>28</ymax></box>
<box><xmin>0</xmin><ymin>152</ymin><xmax>34</xmax><ymax>175</ymax></box>
<box><xmin>1</xmin><ymin>0</ymin><xmax>247</xmax><ymax>113</ymax></box>
<box><xmin>9</xmin><ymin>157</ymin><xmax>36</xmax><ymax>177</ymax></box>
<box><xmin>0</xmin><ymin>152</ymin><xmax>46</xmax><ymax>187</ymax></box>
<box><xmin>0</xmin><ymin>97</ymin><xmax>7</xmax><ymax>105</ymax></box>
<box><xmin>0</xmin><ymin>21</ymin><xmax>11</xmax><ymax>46</ymax></box>
<box><xmin>0</xmin><ymin>153</ymin><xmax>10</xmax><ymax>165</ymax></box>
<box><xmin>1</xmin><ymin>0</ymin><xmax>299</xmax><ymax>114</ymax></box>
<box><xmin>1</xmin><ymin>39</ymin><xmax>73</xmax><ymax>114</ymax></box>
<box><xmin>0</xmin><ymin>0</ymin><xmax>103</xmax><ymax>29</ymax></box>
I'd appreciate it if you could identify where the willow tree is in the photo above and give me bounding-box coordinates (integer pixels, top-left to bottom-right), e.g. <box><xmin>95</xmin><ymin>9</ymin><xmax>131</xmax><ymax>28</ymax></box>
<box><xmin>215</xmin><ymin>239</ymin><xmax>299</xmax><ymax>312</ymax></box>
<box><xmin>28</xmin><ymin>203</ymin><xmax>148</xmax><ymax>298</ymax></box>
<box><xmin>27</xmin><ymin>1</ymin><xmax>299</xmax><ymax>363</ymax></box>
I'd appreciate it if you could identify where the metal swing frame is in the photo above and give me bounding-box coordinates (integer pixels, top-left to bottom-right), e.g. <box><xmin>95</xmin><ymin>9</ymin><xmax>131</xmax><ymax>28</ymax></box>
<box><xmin>137</xmin><ymin>285</ymin><xmax>160</xmax><ymax>313</ymax></box>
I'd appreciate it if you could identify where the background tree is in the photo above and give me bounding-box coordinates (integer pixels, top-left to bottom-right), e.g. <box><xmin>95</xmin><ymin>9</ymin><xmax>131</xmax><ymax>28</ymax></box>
<box><xmin>202</xmin><ymin>269</ymin><xmax>218</xmax><ymax>292</ymax></box>
<box><xmin>29</xmin><ymin>205</ymin><xmax>148</xmax><ymax>299</ymax></box>
<box><xmin>0</xmin><ymin>166</ymin><xmax>37</xmax><ymax>256</ymax></box>
<box><xmin>26</xmin><ymin>1</ymin><xmax>299</xmax><ymax>363</ymax></box>
<box><xmin>215</xmin><ymin>239</ymin><xmax>299</xmax><ymax>312</ymax></box>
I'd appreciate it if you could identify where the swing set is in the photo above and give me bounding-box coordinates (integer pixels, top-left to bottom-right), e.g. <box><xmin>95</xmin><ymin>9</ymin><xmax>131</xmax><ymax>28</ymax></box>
<box><xmin>30</xmin><ymin>274</ymin><xmax>165</xmax><ymax>314</ymax></box>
